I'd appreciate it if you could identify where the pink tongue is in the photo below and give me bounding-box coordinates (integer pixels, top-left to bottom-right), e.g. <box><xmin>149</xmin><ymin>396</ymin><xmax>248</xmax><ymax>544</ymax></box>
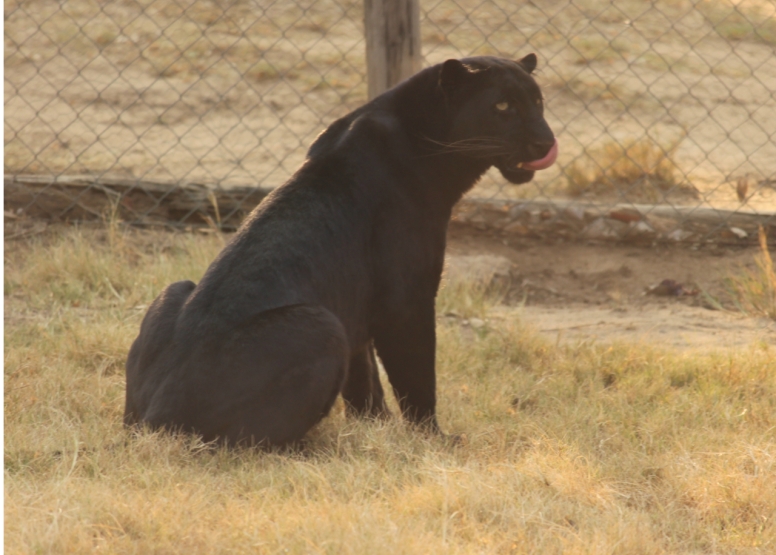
<box><xmin>522</xmin><ymin>138</ymin><xmax>558</xmax><ymax>171</ymax></box>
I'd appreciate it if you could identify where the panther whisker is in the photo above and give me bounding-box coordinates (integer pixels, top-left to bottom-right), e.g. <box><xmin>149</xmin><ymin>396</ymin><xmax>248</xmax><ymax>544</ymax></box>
<box><xmin>417</xmin><ymin>135</ymin><xmax>517</xmax><ymax>159</ymax></box>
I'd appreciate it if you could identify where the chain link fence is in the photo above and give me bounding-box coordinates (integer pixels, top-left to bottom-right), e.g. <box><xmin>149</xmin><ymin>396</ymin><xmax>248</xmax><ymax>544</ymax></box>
<box><xmin>5</xmin><ymin>0</ymin><xmax>776</xmax><ymax>243</ymax></box>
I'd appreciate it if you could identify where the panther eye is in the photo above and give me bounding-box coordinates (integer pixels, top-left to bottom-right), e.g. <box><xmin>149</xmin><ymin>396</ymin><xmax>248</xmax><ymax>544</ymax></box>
<box><xmin>495</xmin><ymin>101</ymin><xmax>509</xmax><ymax>111</ymax></box>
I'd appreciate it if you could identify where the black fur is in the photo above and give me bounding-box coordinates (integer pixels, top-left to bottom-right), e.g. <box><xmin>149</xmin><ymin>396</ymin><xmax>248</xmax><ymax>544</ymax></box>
<box><xmin>124</xmin><ymin>56</ymin><xmax>555</xmax><ymax>446</ymax></box>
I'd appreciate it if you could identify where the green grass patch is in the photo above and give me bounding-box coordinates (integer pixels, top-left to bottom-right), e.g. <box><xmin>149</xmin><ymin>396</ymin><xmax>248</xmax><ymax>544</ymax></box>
<box><xmin>700</xmin><ymin>0</ymin><xmax>776</xmax><ymax>45</ymax></box>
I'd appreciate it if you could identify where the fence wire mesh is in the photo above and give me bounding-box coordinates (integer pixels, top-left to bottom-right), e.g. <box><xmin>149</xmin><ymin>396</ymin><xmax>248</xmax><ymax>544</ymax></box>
<box><xmin>5</xmin><ymin>0</ymin><xmax>776</xmax><ymax>242</ymax></box>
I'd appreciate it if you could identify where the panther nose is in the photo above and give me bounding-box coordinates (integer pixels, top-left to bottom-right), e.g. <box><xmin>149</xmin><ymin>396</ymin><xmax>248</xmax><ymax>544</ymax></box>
<box><xmin>526</xmin><ymin>140</ymin><xmax>555</xmax><ymax>161</ymax></box>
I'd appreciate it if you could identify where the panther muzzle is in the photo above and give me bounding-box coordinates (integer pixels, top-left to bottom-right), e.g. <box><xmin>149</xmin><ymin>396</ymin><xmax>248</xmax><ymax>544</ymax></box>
<box><xmin>516</xmin><ymin>138</ymin><xmax>558</xmax><ymax>171</ymax></box>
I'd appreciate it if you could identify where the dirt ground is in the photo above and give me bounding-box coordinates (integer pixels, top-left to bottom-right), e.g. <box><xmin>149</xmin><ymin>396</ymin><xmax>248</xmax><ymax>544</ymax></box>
<box><xmin>445</xmin><ymin>225</ymin><xmax>776</xmax><ymax>351</ymax></box>
<box><xmin>4</xmin><ymin>214</ymin><xmax>774</xmax><ymax>352</ymax></box>
<box><xmin>5</xmin><ymin>0</ymin><xmax>776</xmax><ymax>212</ymax></box>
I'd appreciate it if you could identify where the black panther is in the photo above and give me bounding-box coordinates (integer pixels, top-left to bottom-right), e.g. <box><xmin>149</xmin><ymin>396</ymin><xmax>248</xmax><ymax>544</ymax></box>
<box><xmin>124</xmin><ymin>55</ymin><xmax>558</xmax><ymax>446</ymax></box>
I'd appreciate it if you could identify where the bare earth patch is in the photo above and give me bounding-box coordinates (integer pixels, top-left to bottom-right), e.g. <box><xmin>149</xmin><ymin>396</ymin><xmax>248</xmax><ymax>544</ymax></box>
<box><xmin>445</xmin><ymin>225</ymin><xmax>776</xmax><ymax>351</ymax></box>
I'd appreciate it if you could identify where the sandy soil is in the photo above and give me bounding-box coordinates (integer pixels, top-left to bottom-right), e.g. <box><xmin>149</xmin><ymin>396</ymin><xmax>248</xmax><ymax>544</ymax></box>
<box><xmin>510</xmin><ymin>304</ymin><xmax>774</xmax><ymax>351</ymax></box>
<box><xmin>5</xmin><ymin>0</ymin><xmax>776</xmax><ymax>212</ymax></box>
<box><xmin>445</xmin><ymin>226</ymin><xmax>776</xmax><ymax>351</ymax></box>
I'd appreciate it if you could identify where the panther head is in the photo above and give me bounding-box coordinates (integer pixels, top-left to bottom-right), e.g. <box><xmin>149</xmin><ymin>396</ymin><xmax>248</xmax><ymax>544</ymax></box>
<box><xmin>437</xmin><ymin>55</ymin><xmax>558</xmax><ymax>184</ymax></box>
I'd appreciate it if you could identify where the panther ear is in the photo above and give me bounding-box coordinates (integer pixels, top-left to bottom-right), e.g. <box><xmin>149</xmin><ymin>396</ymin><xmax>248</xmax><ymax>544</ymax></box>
<box><xmin>439</xmin><ymin>59</ymin><xmax>475</xmax><ymax>90</ymax></box>
<box><xmin>518</xmin><ymin>53</ymin><xmax>538</xmax><ymax>74</ymax></box>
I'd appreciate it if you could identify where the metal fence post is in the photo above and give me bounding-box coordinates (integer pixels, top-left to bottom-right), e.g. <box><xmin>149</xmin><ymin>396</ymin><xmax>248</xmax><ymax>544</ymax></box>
<box><xmin>364</xmin><ymin>0</ymin><xmax>422</xmax><ymax>99</ymax></box>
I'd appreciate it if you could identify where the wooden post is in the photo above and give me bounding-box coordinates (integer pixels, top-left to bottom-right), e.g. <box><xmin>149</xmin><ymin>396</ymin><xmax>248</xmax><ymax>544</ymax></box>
<box><xmin>364</xmin><ymin>0</ymin><xmax>422</xmax><ymax>100</ymax></box>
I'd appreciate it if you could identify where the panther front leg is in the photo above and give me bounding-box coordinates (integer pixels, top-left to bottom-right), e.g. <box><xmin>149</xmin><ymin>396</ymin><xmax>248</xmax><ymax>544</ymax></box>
<box><xmin>372</xmin><ymin>303</ymin><xmax>442</xmax><ymax>433</ymax></box>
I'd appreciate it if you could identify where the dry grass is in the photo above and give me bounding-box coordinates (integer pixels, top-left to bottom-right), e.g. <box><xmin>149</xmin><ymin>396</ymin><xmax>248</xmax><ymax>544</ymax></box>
<box><xmin>699</xmin><ymin>0</ymin><xmax>776</xmax><ymax>46</ymax></box>
<box><xmin>726</xmin><ymin>227</ymin><xmax>776</xmax><ymax>320</ymax></box>
<box><xmin>5</xmin><ymin>225</ymin><xmax>776</xmax><ymax>554</ymax></box>
<box><xmin>564</xmin><ymin>137</ymin><xmax>698</xmax><ymax>202</ymax></box>
<box><xmin>569</xmin><ymin>36</ymin><xmax>631</xmax><ymax>66</ymax></box>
